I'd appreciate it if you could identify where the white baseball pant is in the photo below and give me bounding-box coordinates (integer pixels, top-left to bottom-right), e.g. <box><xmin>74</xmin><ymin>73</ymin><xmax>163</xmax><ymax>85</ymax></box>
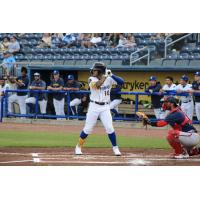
<box><xmin>70</xmin><ymin>98</ymin><xmax>82</xmax><ymax>115</ymax></box>
<box><xmin>53</xmin><ymin>98</ymin><xmax>65</xmax><ymax>119</ymax></box>
<box><xmin>8</xmin><ymin>94</ymin><xmax>27</xmax><ymax>114</ymax></box>
<box><xmin>83</xmin><ymin>102</ymin><xmax>114</xmax><ymax>134</ymax></box>
<box><xmin>109</xmin><ymin>99</ymin><xmax>122</xmax><ymax>111</ymax></box>
<box><xmin>179</xmin><ymin>131</ymin><xmax>200</xmax><ymax>148</ymax></box>
<box><xmin>154</xmin><ymin>108</ymin><xmax>165</xmax><ymax>119</ymax></box>
<box><xmin>25</xmin><ymin>97</ymin><xmax>47</xmax><ymax>114</ymax></box>
<box><xmin>195</xmin><ymin>102</ymin><xmax>200</xmax><ymax>121</ymax></box>
<box><xmin>181</xmin><ymin>101</ymin><xmax>194</xmax><ymax>121</ymax></box>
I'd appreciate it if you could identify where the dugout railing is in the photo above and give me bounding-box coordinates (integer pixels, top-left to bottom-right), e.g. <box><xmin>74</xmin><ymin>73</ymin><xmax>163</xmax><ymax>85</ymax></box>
<box><xmin>0</xmin><ymin>90</ymin><xmax>200</xmax><ymax>123</ymax></box>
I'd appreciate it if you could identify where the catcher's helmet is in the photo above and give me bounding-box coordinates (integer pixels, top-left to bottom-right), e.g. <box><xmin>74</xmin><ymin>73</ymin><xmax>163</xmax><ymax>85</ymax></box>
<box><xmin>166</xmin><ymin>96</ymin><xmax>178</xmax><ymax>105</ymax></box>
<box><xmin>90</xmin><ymin>62</ymin><xmax>106</xmax><ymax>75</ymax></box>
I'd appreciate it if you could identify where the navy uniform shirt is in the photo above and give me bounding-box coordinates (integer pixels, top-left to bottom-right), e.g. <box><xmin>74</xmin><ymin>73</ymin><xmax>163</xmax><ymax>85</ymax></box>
<box><xmin>145</xmin><ymin>82</ymin><xmax>163</xmax><ymax>109</ymax></box>
<box><xmin>16</xmin><ymin>75</ymin><xmax>29</xmax><ymax>96</ymax></box>
<box><xmin>165</xmin><ymin>110</ymin><xmax>196</xmax><ymax>132</ymax></box>
<box><xmin>65</xmin><ymin>81</ymin><xmax>81</xmax><ymax>100</ymax></box>
<box><xmin>30</xmin><ymin>80</ymin><xmax>47</xmax><ymax>101</ymax></box>
<box><xmin>192</xmin><ymin>81</ymin><xmax>200</xmax><ymax>102</ymax></box>
<box><xmin>50</xmin><ymin>78</ymin><xmax>65</xmax><ymax>100</ymax></box>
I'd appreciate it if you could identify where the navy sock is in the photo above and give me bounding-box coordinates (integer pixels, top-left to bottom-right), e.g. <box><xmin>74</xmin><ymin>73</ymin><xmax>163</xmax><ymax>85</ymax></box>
<box><xmin>108</xmin><ymin>132</ymin><xmax>117</xmax><ymax>147</ymax></box>
<box><xmin>80</xmin><ymin>131</ymin><xmax>88</xmax><ymax>139</ymax></box>
<box><xmin>111</xmin><ymin>109</ymin><xmax>119</xmax><ymax>117</ymax></box>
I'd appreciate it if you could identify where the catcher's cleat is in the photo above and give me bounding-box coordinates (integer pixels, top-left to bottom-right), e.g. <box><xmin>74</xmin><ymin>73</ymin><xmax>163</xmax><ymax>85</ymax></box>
<box><xmin>173</xmin><ymin>153</ymin><xmax>189</xmax><ymax>159</ymax></box>
<box><xmin>75</xmin><ymin>145</ymin><xmax>83</xmax><ymax>155</ymax></box>
<box><xmin>112</xmin><ymin>146</ymin><xmax>121</xmax><ymax>156</ymax></box>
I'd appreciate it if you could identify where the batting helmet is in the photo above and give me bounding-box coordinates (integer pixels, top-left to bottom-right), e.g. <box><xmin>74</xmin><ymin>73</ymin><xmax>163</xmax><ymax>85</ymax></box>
<box><xmin>90</xmin><ymin>62</ymin><xmax>106</xmax><ymax>75</ymax></box>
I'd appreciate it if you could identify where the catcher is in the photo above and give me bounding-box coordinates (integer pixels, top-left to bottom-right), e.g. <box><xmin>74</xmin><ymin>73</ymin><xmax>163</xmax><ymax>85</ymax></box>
<box><xmin>136</xmin><ymin>97</ymin><xmax>200</xmax><ymax>159</ymax></box>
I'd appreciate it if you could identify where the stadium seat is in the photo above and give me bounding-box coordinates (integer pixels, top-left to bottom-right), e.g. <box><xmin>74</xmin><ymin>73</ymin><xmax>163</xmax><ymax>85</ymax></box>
<box><xmin>148</xmin><ymin>59</ymin><xmax>163</xmax><ymax>66</ymax></box>
<box><xmin>75</xmin><ymin>60</ymin><xmax>87</xmax><ymax>65</ymax></box>
<box><xmin>193</xmin><ymin>53</ymin><xmax>200</xmax><ymax>59</ymax></box>
<box><xmin>15</xmin><ymin>54</ymin><xmax>25</xmax><ymax>61</ymax></box>
<box><xmin>64</xmin><ymin>60</ymin><xmax>75</xmax><ymax>65</ymax></box>
<box><xmin>177</xmin><ymin>53</ymin><xmax>189</xmax><ymax>60</ymax></box>
<box><xmin>175</xmin><ymin>59</ymin><xmax>189</xmax><ymax>66</ymax></box>
<box><xmin>86</xmin><ymin>60</ymin><xmax>99</xmax><ymax>65</ymax></box>
<box><xmin>110</xmin><ymin>60</ymin><xmax>122</xmax><ymax>65</ymax></box>
<box><xmin>43</xmin><ymin>54</ymin><xmax>53</xmax><ymax>60</ymax></box>
<box><xmin>162</xmin><ymin>59</ymin><xmax>176</xmax><ymax>66</ymax></box>
<box><xmin>189</xmin><ymin>60</ymin><xmax>200</xmax><ymax>67</ymax></box>
<box><xmin>192</xmin><ymin>46</ymin><xmax>200</xmax><ymax>54</ymax></box>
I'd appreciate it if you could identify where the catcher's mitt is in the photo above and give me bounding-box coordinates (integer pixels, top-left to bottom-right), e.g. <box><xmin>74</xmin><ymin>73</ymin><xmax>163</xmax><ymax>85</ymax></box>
<box><xmin>136</xmin><ymin>112</ymin><xmax>149</xmax><ymax>128</ymax></box>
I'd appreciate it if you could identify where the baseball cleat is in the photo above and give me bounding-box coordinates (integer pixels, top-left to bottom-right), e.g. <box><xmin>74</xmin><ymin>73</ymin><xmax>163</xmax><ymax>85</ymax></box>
<box><xmin>113</xmin><ymin>146</ymin><xmax>121</xmax><ymax>156</ymax></box>
<box><xmin>75</xmin><ymin>145</ymin><xmax>83</xmax><ymax>155</ymax></box>
<box><xmin>174</xmin><ymin>153</ymin><xmax>189</xmax><ymax>159</ymax></box>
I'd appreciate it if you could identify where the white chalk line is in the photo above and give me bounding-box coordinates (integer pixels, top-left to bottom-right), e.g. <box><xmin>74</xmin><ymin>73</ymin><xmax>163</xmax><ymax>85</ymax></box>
<box><xmin>1</xmin><ymin>151</ymin><xmax>200</xmax><ymax>165</ymax></box>
<box><xmin>0</xmin><ymin>160</ymin><xmax>33</xmax><ymax>164</ymax></box>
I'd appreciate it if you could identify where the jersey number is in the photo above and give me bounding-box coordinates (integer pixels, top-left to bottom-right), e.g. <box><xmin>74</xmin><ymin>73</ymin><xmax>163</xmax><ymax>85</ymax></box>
<box><xmin>104</xmin><ymin>90</ymin><xmax>110</xmax><ymax>96</ymax></box>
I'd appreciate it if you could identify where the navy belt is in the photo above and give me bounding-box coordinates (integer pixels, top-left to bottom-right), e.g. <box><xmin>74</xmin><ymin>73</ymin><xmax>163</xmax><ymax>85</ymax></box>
<box><xmin>90</xmin><ymin>100</ymin><xmax>109</xmax><ymax>105</ymax></box>
<box><xmin>182</xmin><ymin>100</ymin><xmax>192</xmax><ymax>103</ymax></box>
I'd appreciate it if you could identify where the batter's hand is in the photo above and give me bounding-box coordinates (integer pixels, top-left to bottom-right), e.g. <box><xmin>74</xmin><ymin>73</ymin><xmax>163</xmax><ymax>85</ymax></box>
<box><xmin>105</xmin><ymin>69</ymin><xmax>113</xmax><ymax>77</ymax></box>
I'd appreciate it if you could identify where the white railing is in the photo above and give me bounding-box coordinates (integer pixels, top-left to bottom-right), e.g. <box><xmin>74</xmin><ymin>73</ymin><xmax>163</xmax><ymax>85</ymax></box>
<box><xmin>130</xmin><ymin>46</ymin><xmax>150</xmax><ymax>66</ymax></box>
<box><xmin>164</xmin><ymin>33</ymin><xmax>193</xmax><ymax>58</ymax></box>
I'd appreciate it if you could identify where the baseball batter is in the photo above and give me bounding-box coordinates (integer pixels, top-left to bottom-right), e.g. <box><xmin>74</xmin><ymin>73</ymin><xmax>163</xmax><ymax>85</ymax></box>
<box><xmin>176</xmin><ymin>75</ymin><xmax>194</xmax><ymax>120</ymax></box>
<box><xmin>145</xmin><ymin>97</ymin><xmax>200</xmax><ymax>159</ymax></box>
<box><xmin>75</xmin><ymin>62</ymin><xmax>124</xmax><ymax>156</ymax></box>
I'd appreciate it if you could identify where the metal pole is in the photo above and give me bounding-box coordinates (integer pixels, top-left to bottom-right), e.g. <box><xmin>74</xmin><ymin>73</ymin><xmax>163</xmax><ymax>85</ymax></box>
<box><xmin>5</xmin><ymin>91</ymin><xmax>8</xmax><ymax>117</ymax></box>
<box><xmin>67</xmin><ymin>91</ymin><xmax>70</xmax><ymax>119</ymax></box>
<box><xmin>35</xmin><ymin>91</ymin><xmax>39</xmax><ymax>118</ymax></box>
<box><xmin>147</xmin><ymin>48</ymin><xmax>150</xmax><ymax>65</ymax></box>
<box><xmin>0</xmin><ymin>97</ymin><xmax>4</xmax><ymax>123</ymax></box>
<box><xmin>135</xmin><ymin>94</ymin><xmax>139</xmax><ymax>113</ymax></box>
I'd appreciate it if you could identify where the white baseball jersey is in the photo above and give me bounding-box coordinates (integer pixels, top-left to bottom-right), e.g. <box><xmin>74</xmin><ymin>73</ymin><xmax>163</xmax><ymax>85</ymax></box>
<box><xmin>89</xmin><ymin>76</ymin><xmax>117</xmax><ymax>102</ymax></box>
<box><xmin>175</xmin><ymin>84</ymin><xmax>192</xmax><ymax>102</ymax></box>
<box><xmin>162</xmin><ymin>83</ymin><xmax>176</xmax><ymax>91</ymax></box>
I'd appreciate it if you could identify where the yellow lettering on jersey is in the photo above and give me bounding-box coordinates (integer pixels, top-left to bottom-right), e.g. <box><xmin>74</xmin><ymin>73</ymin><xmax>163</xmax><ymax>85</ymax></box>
<box><xmin>91</xmin><ymin>82</ymin><xmax>97</xmax><ymax>89</ymax></box>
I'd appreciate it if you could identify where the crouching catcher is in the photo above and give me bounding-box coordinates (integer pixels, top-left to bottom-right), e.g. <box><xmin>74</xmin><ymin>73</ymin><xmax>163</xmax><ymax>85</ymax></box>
<box><xmin>136</xmin><ymin>97</ymin><xmax>200</xmax><ymax>159</ymax></box>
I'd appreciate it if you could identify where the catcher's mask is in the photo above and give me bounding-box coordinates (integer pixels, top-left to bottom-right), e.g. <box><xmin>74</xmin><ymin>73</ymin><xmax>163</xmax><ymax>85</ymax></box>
<box><xmin>90</xmin><ymin>62</ymin><xmax>106</xmax><ymax>76</ymax></box>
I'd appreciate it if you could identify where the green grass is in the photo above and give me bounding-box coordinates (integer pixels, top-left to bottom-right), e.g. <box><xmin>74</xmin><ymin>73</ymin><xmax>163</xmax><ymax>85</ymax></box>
<box><xmin>0</xmin><ymin>130</ymin><xmax>170</xmax><ymax>149</ymax></box>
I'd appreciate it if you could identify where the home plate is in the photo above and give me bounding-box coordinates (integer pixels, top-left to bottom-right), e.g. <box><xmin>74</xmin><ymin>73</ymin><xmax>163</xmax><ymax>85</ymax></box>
<box><xmin>129</xmin><ymin>159</ymin><xmax>151</xmax><ymax>165</ymax></box>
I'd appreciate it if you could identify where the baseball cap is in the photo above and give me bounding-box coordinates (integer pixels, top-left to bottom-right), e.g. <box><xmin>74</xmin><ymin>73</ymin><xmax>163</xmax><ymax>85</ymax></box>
<box><xmin>181</xmin><ymin>75</ymin><xmax>189</xmax><ymax>82</ymax></box>
<box><xmin>53</xmin><ymin>70</ymin><xmax>59</xmax><ymax>75</ymax></box>
<box><xmin>149</xmin><ymin>76</ymin><xmax>157</xmax><ymax>81</ymax></box>
<box><xmin>194</xmin><ymin>72</ymin><xmax>200</xmax><ymax>76</ymax></box>
<box><xmin>67</xmin><ymin>74</ymin><xmax>74</xmax><ymax>80</ymax></box>
<box><xmin>34</xmin><ymin>72</ymin><xmax>40</xmax><ymax>76</ymax></box>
